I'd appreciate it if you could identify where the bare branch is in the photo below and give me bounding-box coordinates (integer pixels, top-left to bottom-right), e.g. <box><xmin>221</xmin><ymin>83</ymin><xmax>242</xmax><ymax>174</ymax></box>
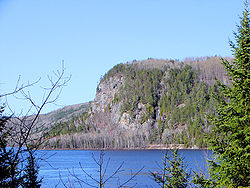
<box><xmin>103</xmin><ymin>161</ymin><xmax>124</xmax><ymax>185</ymax></box>
<box><xmin>70</xmin><ymin>151</ymin><xmax>143</xmax><ymax>188</ymax></box>
<box><xmin>1</xmin><ymin>63</ymin><xmax>70</xmax><ymax>187</ymax></box>
<box><xmin>103</xmin><ymin>157</ymin><xmax>110</xmax><ymax>180</ymax></box>
<box><xmin>69</xmin><ymin>167</ymin><xmax>98</xmax><ymax>188</ymax></box>
<box><xmin>12</xmin><ymin>64</ymin><xmax>70</xmax><ymax>163</ymax></box>
<box><xmin>118</xmin><ymin>166</ymin><xmax>144</xmax><ymax>188</ymax></box>
<box><xmin>79</xmin><ymin>162</ymin><xmax>99</xmax><ymax>184</ymax></box>
<box><xmin>59</xmin><ymin>171</ymin><xmax>68</xmax><ymax>188</ymax></box>
<box><xmin>0</xmin><ymin>77</ymin><xmax>40</xmax><ymax>98</ymax></box>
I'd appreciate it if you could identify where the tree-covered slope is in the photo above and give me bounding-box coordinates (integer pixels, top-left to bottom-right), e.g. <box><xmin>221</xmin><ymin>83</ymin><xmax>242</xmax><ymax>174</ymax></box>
<box><xmin>44</xmin><ymin>56</ymin><xmax>230</xmax><ymax>149</ymax></box>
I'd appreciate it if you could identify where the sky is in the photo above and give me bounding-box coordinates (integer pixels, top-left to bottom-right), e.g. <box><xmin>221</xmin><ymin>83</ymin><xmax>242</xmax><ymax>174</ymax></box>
<box><xmin>0</xmin><ymin>0</ymin><xmax>244</xmax><ymax>115</ymax></box>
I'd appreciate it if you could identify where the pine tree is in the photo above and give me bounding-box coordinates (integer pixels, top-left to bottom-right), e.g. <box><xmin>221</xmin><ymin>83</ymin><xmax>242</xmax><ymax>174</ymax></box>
<box><xmin>0</xmin><ymin>106</ymin><xmax>21</xmax><ymax>187</ymax></box>
<box><xmin>151</xmin><ymin>149</ymin><xmax>191</xmax><ymax>188</ymax></box>
<box><xmin>206</xmin><ymin>1</ymin><xmax>250</xmax><ymax>186</ymax></box>
<box><xmin>22</xmin><ymin>151</ymin><xmax>42</xmax><ymax>188</ymax></box>
<box><xmin>0</xmin><ymin>106</ymin><xmax>11</xmax><ymax>186</ymax></box>
<box><xmin>0</xmin><ymin>106</ymin><xmax>43</xmax><ymax>187</ymax></box>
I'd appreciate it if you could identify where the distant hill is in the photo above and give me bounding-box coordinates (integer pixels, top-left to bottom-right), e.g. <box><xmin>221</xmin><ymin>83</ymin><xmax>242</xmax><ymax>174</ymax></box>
<box><xmin>43</xmin><ymin>56</ymin><xmax>231</xmax><ymax>149</ymax></box>
<box><xmin>31</xmin><ymin>102</ymin><xmax>90</xmax><ymax>131</ymax></box>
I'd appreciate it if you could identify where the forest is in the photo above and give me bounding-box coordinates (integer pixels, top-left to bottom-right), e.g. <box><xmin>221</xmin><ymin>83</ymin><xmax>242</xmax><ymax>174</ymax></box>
<box><xmin>44</xmin><ymin>56</ymin><xmax>228</xmax><ymax>149</ymax></box>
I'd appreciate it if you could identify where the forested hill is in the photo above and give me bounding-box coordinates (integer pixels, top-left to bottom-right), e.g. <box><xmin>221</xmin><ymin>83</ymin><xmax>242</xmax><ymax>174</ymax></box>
<box><xmin>44</xmin><ymin>56</ymin><xmax>230</xmax><ymax>149</ymax></box>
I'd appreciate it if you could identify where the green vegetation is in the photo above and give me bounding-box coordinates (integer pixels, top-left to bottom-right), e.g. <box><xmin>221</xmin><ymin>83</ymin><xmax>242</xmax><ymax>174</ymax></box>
<box><xmin>102</xmin><ymin>63</ymin><xmax>128</xmax><ymax>80</ymax></box>
<box><xmin>114</xmin><ymin>63</ymin><xmax>219</xmax><ymax>148</ymax></box>
<box><xmin>151</xmin><ymin>149</ymin><xmax>191</xmax><ymax>187</ymax></box>
<box><xmin>48</xmin><ymin>118</ymin><xmax>78</xmax><ymax>137</ymax></box>
<box><xmin>52</xmin><ymin>108</ymin><xmax>75</xmax><ymax>122</ymax></box>
<box><xmin>46</xmin><ymin>59</ymin><xmax>223</xmax><ymax>149</ymax></box>
<box><xmin>119</xmin><ymin>66</ymin><xmax>165</xmax><ymax>117</ymax></box>
<box><xmin>209</xmin><ymin>4</ymin><xmax>250</xmax><ymax>187</ymax></box>
<box><xmin>194</xmin><ymin>2</ymin><xmax>250</xmax><ymax>187</ymax></box>
<box><xmin>0</xmin><ymin>106</ymin><xmax>42</xmax><ymax>187</ymax></box>
<box><xmin>158</xmin><ymin>66</ymin><xmax>218</xmax><ymax>148</ymax></box>
<box><xmin>2</xmin><ymin>2</ymin><xmax>249</xmax><ymax>187</ymax></box>
<box><xmin>0</xmin><ymin>106</ymin><xmax>19</xmax><ymax>187</ymax></box>
<box><xmin>22</xmin><ymin>152</ymin><xmax>42</xmax><ymax>188</ymax></box>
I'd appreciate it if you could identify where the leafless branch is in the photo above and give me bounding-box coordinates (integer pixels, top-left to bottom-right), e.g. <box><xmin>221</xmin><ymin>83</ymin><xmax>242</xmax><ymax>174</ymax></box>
<box><xmin>70</xmin><ymin>151</ymin><xmax>143</xmax><ymax>188</ymax></box>
<box><xmin>78</xmin><ymin>162</ymin><xmax>99</xmax><ymax>185</ymax></box>
<box><xmin>103</xmin><ymin>161</ymin><xmax>124</xmax><ymax>185</ymax></box>
<box><xmin>69</xmin><ymin>166</ymin><xmax>98</xmax><ymax>188</ymax></box>
<box><xmin>0</xmin><ymin>76</ymin><xmax>40</xmax><ymax>98</ymax></box>
<box><xmin>59</xmin><ymin>171</ymin><xmax>68</xmax><ymax>188</ymax></box>
<box><xmin>0</xmin><ymin>63</ymin><xmax>70</xmax><ymax>186</ymax></box>
<box><xmin>118</xmin><ymin>167</ymin><xmax>144</xmax><ymax>188</ymax></box>
<box><xmin>11</xmin><ymin>64</ymin><xmax>70</xmax><ymax>163</ymax></box>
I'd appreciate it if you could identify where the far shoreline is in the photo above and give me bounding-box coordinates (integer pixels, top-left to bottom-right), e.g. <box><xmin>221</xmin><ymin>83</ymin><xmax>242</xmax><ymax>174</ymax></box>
<box><xmin>39</xmin><ymin>144</ymin><xmax>209</xmax><ymax>151</ymax></box>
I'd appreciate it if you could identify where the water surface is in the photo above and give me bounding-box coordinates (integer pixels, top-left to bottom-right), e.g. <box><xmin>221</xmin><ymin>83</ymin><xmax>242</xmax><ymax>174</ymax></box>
<box><xmin>38</xmin><ymin>149</ymin><xmax>211</xmax><ymax>187</ymax></box>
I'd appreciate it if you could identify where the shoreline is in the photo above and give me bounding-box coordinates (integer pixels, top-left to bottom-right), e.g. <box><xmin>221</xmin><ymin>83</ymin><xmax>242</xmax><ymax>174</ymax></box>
<box><xmin>39</xmin><ymin>144</ymin><xmax>208</xmax><ymax>151</ymax></box>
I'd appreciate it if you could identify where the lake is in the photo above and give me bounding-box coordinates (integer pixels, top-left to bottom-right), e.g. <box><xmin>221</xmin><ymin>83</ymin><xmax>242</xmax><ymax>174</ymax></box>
<box><xmin>38</xmin><ymin>149</ymin><xmax>212</xmax><ymax>187</ymax></box>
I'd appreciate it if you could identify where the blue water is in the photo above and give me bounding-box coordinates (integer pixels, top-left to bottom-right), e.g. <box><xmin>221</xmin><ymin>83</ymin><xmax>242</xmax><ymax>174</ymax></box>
<box><xmin>38</xmin><ymin>149</ymin><xmax>212</xmax><ymax>187</ymax></box>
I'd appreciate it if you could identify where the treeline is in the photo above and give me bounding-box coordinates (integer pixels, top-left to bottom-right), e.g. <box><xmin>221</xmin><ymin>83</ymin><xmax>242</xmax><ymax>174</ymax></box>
<box><xmin>45</xmin><ymin>129</ymin><xmax>149</xmax><ymax>149</ymax></box>
<box><xmin>45</xmin><ymin>110</ymin><xmax>150</xmax><ymax>149</ymax></box>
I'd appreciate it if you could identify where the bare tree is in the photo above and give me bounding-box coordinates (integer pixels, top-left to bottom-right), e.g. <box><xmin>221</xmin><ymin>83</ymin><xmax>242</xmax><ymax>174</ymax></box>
<box><xmin>62</xmin><ymin>150</ymin><xmax>144</xmax><ymax>188</ymax></box>
<box><xmin>0</xmin><ymin>63</ymin><xmax>70</xmax><ymax>187</ymax></box>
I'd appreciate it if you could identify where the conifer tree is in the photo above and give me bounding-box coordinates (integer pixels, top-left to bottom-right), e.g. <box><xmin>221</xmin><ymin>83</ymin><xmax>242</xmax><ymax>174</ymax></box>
<box><xmin>22</xmin><ymin>151</ymin><xmax>42</xmax><ymax>188</ymax></box>
<box><xmin>206</xmin><ymin>1</ymin><xmax>250</xmax><ymax>186</ymax></box>
<box><xmin>0</xmin><ymin>106</ymin><xmax>21</xmax><ymax>187</ymax></box>
<box><xmin>151</xmin><ymin>149</ymin><xmax>191</xmax><ymax>188</ymax></box>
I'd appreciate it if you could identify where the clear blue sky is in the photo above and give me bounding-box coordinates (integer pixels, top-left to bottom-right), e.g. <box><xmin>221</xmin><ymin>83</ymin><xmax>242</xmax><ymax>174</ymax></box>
<box><xmin>0</xmin><ymin>0</ymin><xmax>244</xmax><ymax>114</ymax></box>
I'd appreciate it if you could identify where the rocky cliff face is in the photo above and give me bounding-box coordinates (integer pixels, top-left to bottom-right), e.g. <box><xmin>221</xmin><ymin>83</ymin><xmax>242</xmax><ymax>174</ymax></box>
<box><xmin>89</xmin><ymin>75</ymin><xmax>124</xmax><ymax>125</ymax></box>
<box><xmin>89</xmin><ymin>74</ymin><xmax>153</xmax><ymax>130</ymax></box>
<box><xmin>87</xmin><ymin>56</ymin><xmax>229</xmax><ymax>131</ymax></box>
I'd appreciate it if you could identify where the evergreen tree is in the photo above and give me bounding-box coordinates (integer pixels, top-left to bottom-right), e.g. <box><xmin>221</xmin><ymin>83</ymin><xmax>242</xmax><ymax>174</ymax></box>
<box><xmin>151</xmin><ymin>149</ymin><xmax>191</xmax><ymax>188</ymax></box>
<box><xmin>0</xmin><ymin>106</ymin><xmax>11</xmax><ymax>186</ymax></box>
<box><xmin>22</xmin><ymin>151</ymin><xmax>42</xmax><ymax>188</ymax></box>
<box><xmin>0</xmin><ymin>106</ymin><xmax>21</xmax><ymax>187</ymax></box>
<box><xmin>0</xmin><ymin>106</ymin><xmax>43</xmax><ymax>187</ymax></box>
<box><xmin>204</xmin><ymin>1</ymin><xmax>250</xmax><ymax>187</ymax></box>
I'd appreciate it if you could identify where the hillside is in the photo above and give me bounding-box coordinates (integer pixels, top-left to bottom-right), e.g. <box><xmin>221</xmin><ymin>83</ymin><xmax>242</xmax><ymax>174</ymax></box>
<box><xmin>44</xmin><ymin>56</ymin><xmax>230</xmax><ymax>149</ymax></box>
<box><xmin>31</xmin><ymin>102</ymin><xmax>90</xmax><ymax>131</ymax></box>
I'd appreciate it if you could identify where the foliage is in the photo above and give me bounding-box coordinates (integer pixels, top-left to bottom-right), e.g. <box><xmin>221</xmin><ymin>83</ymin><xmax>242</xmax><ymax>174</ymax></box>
<box><xmin>119</xmin><ymin>66</ymin><xmax>164</xmax><ymax>117</ymax></box>
<box><xmin>22</xmin><ymin>151</ymin><xmax>42</xmax><ymax>188</ymax></box>
<box><xmin>196</xmin><ymin>2</ymin><xmax>250</xmax><ymax>187</ymax></box>
<box><xmin>0</xmin><ymin>106</ymin><xmax>21</xmax><ymax>187</ymax></box>
<box><xmin>151</xmin><ymin>149</ymin><xmax>191</xmax><ymax>188</ymax></box>
<box><xmin>52</xmin><ymin>108</ymin><xmax>75</xmax><ymax>122</ymax></box>
<box><xmin>115</xmin><ymin>63</ymin><xmax>219</xmax><ymax>147</ymax></box>
<box><xmin>158</xmin><ymin>66</ymin><xmax>218</xmax><ymax>147</ymax></box>
<box><xmin>102</xmin><ymin>63</ymin><xmax>128</xmax><ymax>81</ymax></box>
